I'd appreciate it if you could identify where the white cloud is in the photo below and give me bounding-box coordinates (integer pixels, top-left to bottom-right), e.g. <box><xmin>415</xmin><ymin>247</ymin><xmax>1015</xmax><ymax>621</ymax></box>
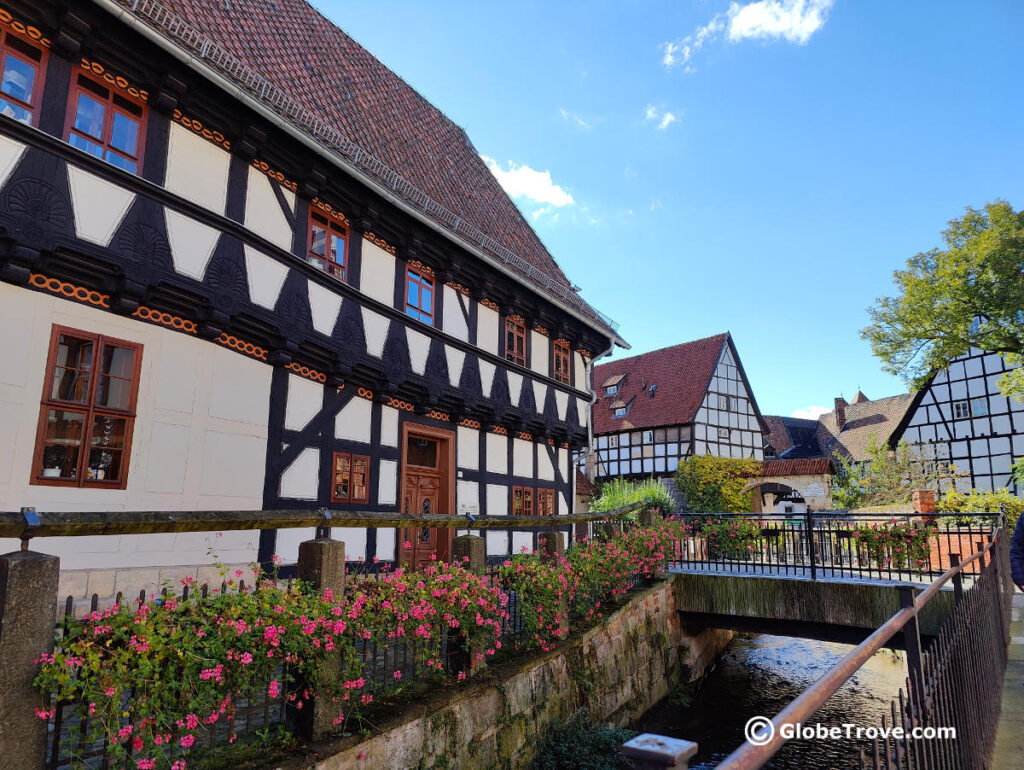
<box><xmin>662</xmin><ymin>14</ymin><xmax>725</xmax><ymax>72</ymax></box>
<box><xmin>480</xmin><ymin>155</ymin><xmax>575</xmax><ymax>207</ymax></box>
<box><xmin>791</xmin><ymin>405</ymin><xmax>830</xmax><ymax>420</ymax></box>
<box><xmin>559</xmin><ymin>107</ymin><xmax>592</xmax><ymax>130</ymax></box>
<box><xmin>727</xmin><ymin>0</ymin><xmax>834</xmax><ymax>44</ymax></box>
<box><xmin>644</xmin><ymin>105</ymin><xmax>679</xmax><ymax>131</ymax></box>
<box><xmin>662</xmin><ymin>0</ymin><xmax>832</xmax><ymax>72</ymax></box>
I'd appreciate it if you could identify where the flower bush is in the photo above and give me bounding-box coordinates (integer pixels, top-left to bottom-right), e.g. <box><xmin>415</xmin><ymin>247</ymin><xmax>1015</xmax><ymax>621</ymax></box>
<box><xmin>698</xmin><ymin>517</ymin><xmax>763</xmax><ymax>560</ymax></box>
<box><xmin>852</xmin><ymin>519</ymin><xmax>937</xmax><ymax>572</ymax></box>
<box><xmin>35</xmin><ymin>520</ymin><xmax>681</xmax><ymax>768</ymax></box>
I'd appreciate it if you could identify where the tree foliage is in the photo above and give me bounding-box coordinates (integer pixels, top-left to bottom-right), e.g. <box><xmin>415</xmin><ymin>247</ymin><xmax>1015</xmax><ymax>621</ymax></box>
<box><xmin>673</xmin><ymin>455</ymin><xmax>762</xmax><ymax>513</ymax></box>
<box><xmin>830</xmin><ymin>438</ymin><xmax>941</xmax><ymax>509</ymax></box>
<box><xmin>861</xmin><ymin>201</ymin><xmax>1024</xmax><ymax>399</ymax></box>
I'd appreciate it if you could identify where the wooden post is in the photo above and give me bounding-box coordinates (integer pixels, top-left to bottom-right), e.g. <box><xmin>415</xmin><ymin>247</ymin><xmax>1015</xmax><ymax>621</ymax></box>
<box><xmin>0</xmin><ymin>548</ymin><xmax>60</xmax><ymax>770</ymax></box>
<box><xmin>621</xmin><ymin>734</ymin><xmax>699</xmax><ymax>769</ymax></box>
<box><xmin>452</xmin><ymin>534</ymin><xmax>485</xmax><ymax>574</ymax></box>
<box><xmin>295</xmin><ymin>538</ymin><xmax>345</xmax><ymax>739</ymax></box>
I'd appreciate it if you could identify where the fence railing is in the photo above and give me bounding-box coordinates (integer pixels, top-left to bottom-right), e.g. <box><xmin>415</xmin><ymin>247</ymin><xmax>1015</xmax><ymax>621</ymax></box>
<box><xmin>0</xmin><ymin>502</ymin><xmax>654</xmax><ymax>769</ymax></box>
<box><xmin>667</xmin><ymin>511</ymin><xmax>1001</xmax><ymax>583</ymax></box>
<box><xmin>678</xmin><ymin>511</ymin><xmax>1014</xmax><ymax>770</ymax></box>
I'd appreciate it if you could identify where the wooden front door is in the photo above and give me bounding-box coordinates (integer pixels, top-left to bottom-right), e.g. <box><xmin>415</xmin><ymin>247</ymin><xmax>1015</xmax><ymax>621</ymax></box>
<box><xmin>402</xmin><ymin>469</ymin><xmax>442</xmax><ymax>569</ymax></box>
<box><xmin>399</xmin><ymin>425</ymin><xmax>454</xmax><ymax>569</ymax></box>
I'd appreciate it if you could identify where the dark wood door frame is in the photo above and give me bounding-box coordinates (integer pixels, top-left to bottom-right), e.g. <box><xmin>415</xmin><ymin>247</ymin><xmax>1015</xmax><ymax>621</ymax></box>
<box><xmin>399</xmin><ymin>421</ymin><xmax>455</xmax><ymax>566</ymax></box>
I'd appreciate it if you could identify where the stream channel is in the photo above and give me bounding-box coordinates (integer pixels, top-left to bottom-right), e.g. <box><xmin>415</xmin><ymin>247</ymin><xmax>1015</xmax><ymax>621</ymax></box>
<box><xmin>636</xmin><ymin>633</ymin><xmax>910</xmax><ymax>769</ymax></box>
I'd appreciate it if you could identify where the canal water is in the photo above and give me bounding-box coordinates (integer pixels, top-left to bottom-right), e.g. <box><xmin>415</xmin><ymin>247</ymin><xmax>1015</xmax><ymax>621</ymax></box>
<box><xmin>637</xmin><ymin>634</ymin><xmax>909</xmax><ymax>769</ymax></box>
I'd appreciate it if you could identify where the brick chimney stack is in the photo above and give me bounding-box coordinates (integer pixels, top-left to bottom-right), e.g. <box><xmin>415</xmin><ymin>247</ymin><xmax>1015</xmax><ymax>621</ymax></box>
<box><xmin>834</xmin><ymin>397</ymin><xmax>848</xmax><ymax>430</ymax></box>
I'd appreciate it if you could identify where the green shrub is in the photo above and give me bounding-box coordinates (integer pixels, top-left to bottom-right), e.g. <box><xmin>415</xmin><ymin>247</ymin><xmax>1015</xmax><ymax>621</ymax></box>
<box><xmin>852</xmin><ymin>519</ymin><xmax>937</xmax><ymax>573</ymax></box>
<box><xmin>674</xmin><ymin>455</ymin><xmax>761</xmax><ymax>513</ymax></box>
<box><xmin>533</xmin><ymin>715</ymin><xmax>636</xmax><ymax>770</ymax></box>
<box><xmin>697</xmin><ymin>516</ymin><xmax>763</xmax><ymax>559</ymax></box>
<box><xmin>590</xmin><ymin>477</ymin><xmax>675</xmax><ymax>516</ymax></box>
<box><xmin>937</xmin><ymin>486</ymin><xmax>1023</xmax><ymax>527</ymax></box>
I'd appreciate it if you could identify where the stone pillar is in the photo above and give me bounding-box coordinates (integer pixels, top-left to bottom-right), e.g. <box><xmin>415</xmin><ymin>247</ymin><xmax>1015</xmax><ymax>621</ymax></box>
<box><xmin>539</xmin><ymin>531</ymin><xmax>565</xmax><ymax>562</ymax></box>
<box><xmin>295</xmin><ymin>538</ymin><xmax>345</xmax><ymax>740</ymax></box>
<box><xmin>0</xmin><ymin>549</ymin><xmax>60</xmax><ymax>770</ymax></box>
<box><xmin>621</xmin><ymin>734</ymin><xmax>699</xmax><ymax>769</ymax></box>
<box><xmin>452</xmin><ymin>534</ymin><xmax>485</xmax><ymax>574</ymax></box>
<box><xmin>912</xmin><ymin>489</ymin><xmax>936</xmax><ymax>515</ymax></box>
<box><xmin>639</xmin><ymin>508</ymin><xmax>657</xmax><ymax>527</ymax></box>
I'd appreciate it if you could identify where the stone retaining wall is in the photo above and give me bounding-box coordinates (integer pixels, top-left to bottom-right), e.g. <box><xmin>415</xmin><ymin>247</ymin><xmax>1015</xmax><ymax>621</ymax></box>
<box><xmin>284</xmin><ymin>578</ymin><xmax>731</xmax><ymax>770</ymax></box>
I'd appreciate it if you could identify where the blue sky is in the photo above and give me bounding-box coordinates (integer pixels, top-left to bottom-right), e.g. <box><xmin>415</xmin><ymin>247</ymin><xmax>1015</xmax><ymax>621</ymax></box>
<box><xmin>321</xmin><ymin>0</ymin><xmax>1024</xmax><ymax>418</ymax></box>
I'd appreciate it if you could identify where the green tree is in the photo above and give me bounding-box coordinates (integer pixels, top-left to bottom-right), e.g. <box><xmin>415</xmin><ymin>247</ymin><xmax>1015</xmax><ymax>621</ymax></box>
<box><xmin>674</xmin><ymin>455</ymin><xmax>762</xmax><ymax>513</ymax></box>
<box><xmin>861</xmin><ymin>200</ymin><xmax>1024</xmax><ymax>400</ymax></box>
<box><xmin>829</xmin><ymin>438</ymin><xmax>943</xmax><ymax>509</ymax></box>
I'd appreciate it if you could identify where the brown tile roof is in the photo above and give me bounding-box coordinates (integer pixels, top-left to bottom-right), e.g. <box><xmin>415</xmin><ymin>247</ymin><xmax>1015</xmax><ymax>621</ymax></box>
<box><xmin>759</xmin><ymin>458</ymin><xmax>834</xmax><ymax>477</ymax></box>
<box><xmin>591</xmin><ymin>334</ymin><xmax>729</xmax><ymax>434</ymax></box>
<box><xmin>815</xmin><ymin>393</ymin><xmax>916</xmax><ymax>463</ymax></box>
<box><xmin>764</xmin><ymin>416</ymin><xmax>821</xmax><ymax>459</ymax></box>
<box><xmin>137</xmin><ymin>0</ymin><xmax>612</xmax><ymax>331</ymax></box>
<box><xmin>575</xmin><ymin>470</ymin><xmax>597</xmax><ymax>497</ymax></box>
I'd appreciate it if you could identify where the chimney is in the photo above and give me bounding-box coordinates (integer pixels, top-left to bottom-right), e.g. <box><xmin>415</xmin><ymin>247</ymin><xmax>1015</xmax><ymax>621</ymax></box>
<box><xmin>834</xmin><ymin>397</ymin><xmax>848</xmax><ymax>430</ymax></box>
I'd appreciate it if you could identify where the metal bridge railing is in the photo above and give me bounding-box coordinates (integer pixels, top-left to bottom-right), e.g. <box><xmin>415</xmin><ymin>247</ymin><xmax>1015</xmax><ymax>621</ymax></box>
<box><xmin>631</xmin><ymin>511</ymin><xmax>1014</xmax><ymax>770</ymax></box>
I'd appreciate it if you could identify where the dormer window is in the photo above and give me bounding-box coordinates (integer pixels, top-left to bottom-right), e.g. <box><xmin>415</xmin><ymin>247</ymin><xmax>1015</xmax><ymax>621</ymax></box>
<box><xmin>505</xmin><ymin>317</ymin><xmax>526</xmax><ymax>367</ymax></box>
<box><xmin>602</xmin><ymin>373</ymin><xmax>625</xmax><ymax>397</ymax></box>
<box><xmin>612</xmin><ymin>396</ymin><xmax>633</xmax><ymax>418</ymax></box>
<box><xmin>307</xmin><ymin>209</ymin><xmax>347</xmax><ymax>280</ymax></box>
<box><xmin>606</xmin><ymin>385</ymin><xmax>619</xmax><ymax>396</ymax></box>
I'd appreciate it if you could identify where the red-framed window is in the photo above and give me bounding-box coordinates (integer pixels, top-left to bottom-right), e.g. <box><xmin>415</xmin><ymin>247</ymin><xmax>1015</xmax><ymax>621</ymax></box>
<box><xmin>552</xmin><ymin>339</ymin><xmax>571</xmax><ymax>384</ymax></box>
<box><xmin>32</xmin><ymin>326</ymin><xmax>142</xmax><ymax>489</ymax></box>
<box><xmin>331</xmin><ymin>452</ymin><xmax>370</xmax><ymax>504</ymax></box>
<box><xmin>65</xmin><ymin>67</ymin><xmax>147</xmax><ymax>174</ymax></box>
<box><xmin>0</xmin><ymin>28</ymin><xmax>47</xmax><ymax>125</ymax></box>
<box><xmin>537</xmin><ymin>489</ymin><xmax>556</xmax><ymax>517</ymax></box>
<box><xmin>505</xmin><ymin>317</ymin><xmax>526</xmax><ymax>367</ymax></box>
<box><xmin>405</xmin><ymin>267</ymin><xmax>434</xmax><ymax>324</ymax></box>
<box><xmin>307</xmin><ymin>209</ymin><xmax>347</xmax><ymax>280</ymax></box>
<box><xmin>513</xmin><ymin>486</ymin><xmax>535</xmax><ymax>517</ymax></box>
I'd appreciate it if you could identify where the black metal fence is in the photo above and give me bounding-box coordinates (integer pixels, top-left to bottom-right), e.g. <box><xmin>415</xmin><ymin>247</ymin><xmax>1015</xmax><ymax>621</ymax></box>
<box><xmin>705</xmin><ymin>512</ymin><xmax>1014</xmax><ymax>770</ymax></box>
<box><xmin>668</xmin><ymin>512</ymin><xmax>999</xmax><ymax>582</ymax></box>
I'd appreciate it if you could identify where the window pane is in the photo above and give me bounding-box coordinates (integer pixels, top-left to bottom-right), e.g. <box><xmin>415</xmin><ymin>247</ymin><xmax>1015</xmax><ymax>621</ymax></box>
<box><xmin>73</xmin><ymin>93</ymin><xmax>105</xmax><ymax>139</ymax></box>
<box><xmin>0</xmin><ymin>95</ymin><xmax>30</xmax><ymax>123</ymax></box>
<box><xmin>104</xmin><ymin>151</ymin><xmax>137</xmax><ymax>174</ymax></box>
<box><xmin>351</xmin><ymin>457</ymin><xmax>367</xmax><ymax>501</ymax></box>
<box><xmin>109</xmin><ymin>111</ymin><xmax>139</xmax><ymax>155</ymax></box>
<box><xmin>329</xmin><ymin>232</ymin><xmax>341</xmax><ymax>264</ymax></box>
<box><xmin>101</xmin><ymin>345</ymin><xmax>136</xmax><ymax>378</ymax></box>
<box><xmin>90</xmin><ymin>415</ymin><xmax>127</xmax><ymax>449</ymax></box>
<box><xmin>310</xmin><ymin>225</ymin><xmax>326</xmax><ymax>257</ymax></box>
<box><xmin>407</xmin><ymin>281</ymin><xmax>419</xmax><ymax>307</ymax></box>
<box><xmin>41</xmin><ymin>409</ymin><xmax>85</xmax><ymax>479</ymax></box>
<box><xmin>1</xmin><ymin>54</ymin><xmax>35</xmax><ymax>103</ymax></box>
<box><xmin>86</xmin><ymin>448</ymin><xmax>123</xmax><ymax>482</ymax></box>
<box><xmin>407</xmin><ymin>438</ymin><xmax>438</xmax><ymax>467</ymax></box>
<box><xmin>420</xmin><ymin>286</ymin><xmax>432</xmax><ymax>314</ymax></box>
<box><xmin>51</xmin><ymin>336</ymin><xmax>93</xmax><ymax>403</ymax></box>
<box><xmin>69</xmin><ymin>132</ymin><xmax>104</xmax><ymax>158</ymax></box>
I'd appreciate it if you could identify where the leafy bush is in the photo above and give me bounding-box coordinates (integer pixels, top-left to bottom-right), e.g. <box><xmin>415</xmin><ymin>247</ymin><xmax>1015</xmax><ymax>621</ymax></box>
<box><xmin>36</xmin><ymin>523</ymin><xmax>687</xmax><ymax>768</ymax></box>
<box><xmin>697</xmin><ymin>517</ymin><xmax>763</xmax><ymax>559</ymax></box>
<box><xmin>590</xmin><ymin>477</ymin><xmax>675</xmax><ymax>516</ymax></box>
<box><xmin>674</xmin><ymin>455</ymin><xmax>761</xmax><ymax>513</ymax></box>
<box><xmin>831</xmin><ymin>439</ymin><xmax>945</xmax><ymax>509</ymax></box>
<box><xmin>937</xmin><ymin>486</ymin><xmax>1024</xmax><ymax>525</ymax></box>
<box><xmin>852</xmin><ymin>519</ymin><xmax>937</xmax><ymax>572</ymax></box>
<box><xmin>533</xmin><ymin>715</ymin><xmax>636</xmax><ymax>770</ymax></box>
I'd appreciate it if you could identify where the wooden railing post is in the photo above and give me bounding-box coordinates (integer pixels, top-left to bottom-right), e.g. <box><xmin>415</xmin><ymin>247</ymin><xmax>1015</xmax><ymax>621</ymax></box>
<box><xmin>295</xmin><ymin>537</ymin><xmax>345</xmax><ymax>740</ymax></box>
<box><xmin>452</xmin><ymin>534</ymin><xmax>485</xmax><ymax>574</ymax></box>
<box><xmin>0</xmin><ymin>546</ymin><xmax>60</xmax><ymax>770</ymax></box>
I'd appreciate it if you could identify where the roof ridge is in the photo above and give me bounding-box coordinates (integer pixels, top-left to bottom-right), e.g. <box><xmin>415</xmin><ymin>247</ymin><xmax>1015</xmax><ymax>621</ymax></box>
<box><xmin>594</xmin><ymin>333</ymin><xmax>728</xmax><ymax>370</ymax></box>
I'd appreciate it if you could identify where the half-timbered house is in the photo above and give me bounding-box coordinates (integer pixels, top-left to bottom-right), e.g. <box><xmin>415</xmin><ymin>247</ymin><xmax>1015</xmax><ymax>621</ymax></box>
<box><xmin>588</xmin><ymin>334</ymin><xmax>766</xmax><ymax>484</ymax></box>
<box><xmin>890</xmin><ymin>350</ymin><xmax>1022</xmax><ymax>496</ymax></box>
<box><xmin>0</xmin><ymin>0</ymin><xmax>625</xmax><ymax>593</ymax></box>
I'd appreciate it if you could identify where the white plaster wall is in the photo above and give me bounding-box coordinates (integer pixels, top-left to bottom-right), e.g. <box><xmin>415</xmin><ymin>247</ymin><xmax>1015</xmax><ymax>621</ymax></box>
<box><xmin>67</xmin><ymin>165</ymin><xmax>134</xmax><ymax>247</ymax></box>
<box><xmin>360</xmin><ymin>240</ymin><xmax>396</xmax><ymax>306</ymax></box>
<box><xmin>380</xmin><ymin>406</ymin><xmax>399</xmax><ymax>447</ymax></box>
<box><xmin>164</xmin><ymin>210</ymin><xmax>220</xmax><ymax>281</ymax></box>
<box><xmin>164</xmin><ymin>122</ymin><xmax>230</xmax><ymax>215</ymax></box>
<box><xmin>336</xmin><ymin>396</ymin><xmax>372</xmax><ymax>443</ymax></box>
<box><xmin>486</xmin><ymin>483</ymin><xmax>508</xmax><ymax>517</ymax></box>
<box><xmin>530</xmin><ymin>331</ymin><xmax>548</xmax><ymax>376</ymax></box>
<box><xmin>284</xmin><ymin>373</ymin><xmax>322</xmax><ymax>431</ymax></box>
<box><xmin>477</xmin><ymin>303</ymin><xmax>499</xmax><ymax>355</ymax></box>
<box><xmin>442</xmin><ymin>286</ymin><xmax>469</xmax><ymax>342</ymax></box>
<box><xmin>574</xmin><ymin>353</ymin><xmax>588</xmax><ymax>392</ymax></box>
<box><xmin>457</xmin><ymin>426</ymin><xmax>479</xmax><ymax>470</ymax></box>
<box><xmin>486</xmin><ymin>433</ymin><xmax>508</xmax><ymax>474</ymax></box>
<box><xmin>0</xmin><ymin>283</ymin><xmax>269</xmax><ymax>570</ymax></box>
<box><xmin>243</xmin><ymin>245</ymin><xmax>289</xmax><ymax>310</ymax></box>
<box><xmin>513</xmin><ymin>439</ymin><xmax>533</xmax><ymax>477</ymax></box>
<box><xmin>244</xmin><ymin>167</ymin><xmax>295</xmax><ymax>251</ymax></box>
<box><xmin>378</xmin><ymin>459</ymin><xmax>398</xmax><ymax>505</ymax></box>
